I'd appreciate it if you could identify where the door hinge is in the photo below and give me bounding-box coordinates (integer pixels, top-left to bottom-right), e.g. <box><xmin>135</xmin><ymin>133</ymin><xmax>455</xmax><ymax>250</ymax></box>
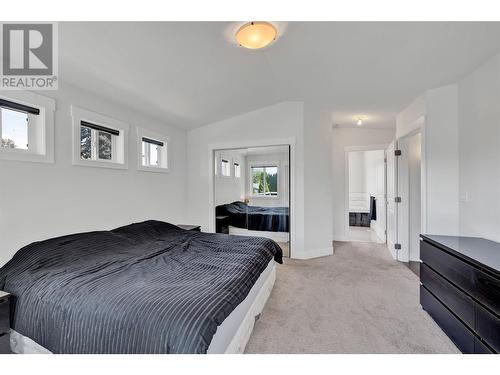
<box><xmin>384</xmin><ymin>229</ymin><xmax>387</xmax><ymax>235</ymax></box>
<box><xmin>395</xmin><ymin>149</ymin><xmax>402</xmax><ymax>156</ymax></box>
<box><xmin>395</xmin><ymin>243</ymin><xmax>402</xmax><ymax>250</ymax></box>
<box><xmin>395</xmin><ymin>196</ymin><xmax>402</xmax><ymax>203</ymax></box>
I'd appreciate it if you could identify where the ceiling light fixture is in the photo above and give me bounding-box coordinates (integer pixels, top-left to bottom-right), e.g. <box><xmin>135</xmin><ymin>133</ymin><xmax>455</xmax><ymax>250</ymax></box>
<box><xmin>236</xmin><ymin>22</ymin><xmax>278</xmax><ymax>50</ymax></box>
<box><xmin>356</xmin><ymin>118</ymin><xmax>363</xmax><ymax>126</ymax></box>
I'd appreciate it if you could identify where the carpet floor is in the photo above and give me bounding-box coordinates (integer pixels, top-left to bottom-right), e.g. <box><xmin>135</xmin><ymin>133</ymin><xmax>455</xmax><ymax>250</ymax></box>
<box><xmin>245</xmin><ymin>241</ymin><xmax>459</xmax><ymax>353</ymax></box>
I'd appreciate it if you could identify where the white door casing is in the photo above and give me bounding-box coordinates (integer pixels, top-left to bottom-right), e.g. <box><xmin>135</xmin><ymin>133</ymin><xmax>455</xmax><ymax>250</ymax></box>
<box><xmin>386</xmin><ymin>141</ymin><xmax>398</xmax><ymax>260</ymax></box>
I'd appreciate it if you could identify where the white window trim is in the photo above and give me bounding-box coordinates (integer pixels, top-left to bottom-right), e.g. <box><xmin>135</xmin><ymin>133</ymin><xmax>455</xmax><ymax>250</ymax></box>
<box><xmin>137</xmin><ymin>127</ymin><xmax>169</xmax><ymax>173</ymax></box>
<box><xmin>0</xmin><ymin>91</ymin><xmax>55</xmax><ymax>163</ymax></box>
<box><xmin>248</xmin><ymin>161</ymin><xmax>280</xmax><ymax>199</ymax></box>
<box><xmin>71</xmin><ymin>105</ymin><xmax>129</xmax><ymax>170</ymax></box>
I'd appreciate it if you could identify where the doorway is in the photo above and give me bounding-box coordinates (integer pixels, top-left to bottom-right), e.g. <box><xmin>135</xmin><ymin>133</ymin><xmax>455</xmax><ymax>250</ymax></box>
<box><xmin>212</xmin><ymin>145</ymin><xmax>291</xmax><ymax>257</ymax></box>
<box><xmin>345</xmin><ymin>148</ymin><xmax>387</xmax><ymax>244</ymax></box>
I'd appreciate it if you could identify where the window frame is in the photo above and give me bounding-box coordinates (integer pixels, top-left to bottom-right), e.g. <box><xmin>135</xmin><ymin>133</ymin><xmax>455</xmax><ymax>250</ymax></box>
<box><xmin>71</xmin><ymin>105</ymin><xmax>129</xmax><ymax>170</ymax></box>
<box><xmin>248</xmin><ymin>161</ymin><xmax>280</xmax><ymax>199</ymax></box>
<box><xmin>137</xmin><ymin>127</ymin><xmax>169</xmax><ymax>173</ymax></box>
<box><xmin>0</xmin><ymin>92</ymin><xmax>55</xmax><ymax>164</ymax></box>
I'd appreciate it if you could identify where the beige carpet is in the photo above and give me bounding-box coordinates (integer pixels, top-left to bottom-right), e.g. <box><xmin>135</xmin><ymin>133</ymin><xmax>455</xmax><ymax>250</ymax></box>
<box><xmin>245</xmin><ymin>241</ymin><xmax>459</xmax><ymax>353</ymax></box>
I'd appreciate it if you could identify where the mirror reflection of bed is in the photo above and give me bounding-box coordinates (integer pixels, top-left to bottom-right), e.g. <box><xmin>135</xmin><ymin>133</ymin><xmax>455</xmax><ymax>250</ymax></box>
<box><xmin>214</xmin><ymin>146</ymin><xmax>290</xmax><ymax>257</ymax></box>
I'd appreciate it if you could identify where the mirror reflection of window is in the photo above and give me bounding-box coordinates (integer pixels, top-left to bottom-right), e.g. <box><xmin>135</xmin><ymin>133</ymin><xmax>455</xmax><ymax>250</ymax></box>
<box><xmin>234</xmin><ymin>162</ymin><xmax>241</xmax><ymax>178</ymax></box>
<box><xmin>221</xmin><ymin>159</ymin><xmax>231</xmax><ymax>177</ymax></box>
<box><xmin>251</xmin><ymin>165</ymin><xmax>278</xmax><ymax>196</ymax></box>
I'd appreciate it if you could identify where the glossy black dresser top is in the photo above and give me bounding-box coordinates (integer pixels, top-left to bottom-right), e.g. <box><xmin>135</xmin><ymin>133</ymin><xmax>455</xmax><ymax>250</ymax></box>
<box><xmin>421</xmin><ymin>235</ymin><xmax>500</xmax><ymax>276</ymax></box>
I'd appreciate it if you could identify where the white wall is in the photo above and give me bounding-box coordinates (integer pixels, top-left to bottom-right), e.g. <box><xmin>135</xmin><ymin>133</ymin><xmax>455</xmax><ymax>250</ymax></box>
<box><xmin>303</xmin><ymin>104</ymin><xmax>334</xmax><ymax>257</ymax></box>
<box><xmin>396</xmin><ymin>84</ymin><xmax>460</xmax><ymax>237</ymax></box>
<box><xmin>331</xmin><ymin>127</ymin><xmax>395</xmax><ymax>241</ymax></box>
<box><xmin>186</xmin><ymin>102</ymin><xmax>307</xmax><ymax>257</ymax></box>
<box><xmin>458</xmin><ymin>52</ymin><xmax>500</xmax><ymax>242</ymax></box>
<box><xmin>0</xmin><ymin>82</ymin><xmax>187</xmax><ymax>266</ymax></box>
<box><xmin>214</xmin><ymin>150</ymin><xmax>246</xmax><ymax>205</ymax></box>
<box><xmin>245</xmin><ymin>151</ymin><xmax>289</xmax><ymax>207</ymax></box>
<box><xmin>348</xmin><ymin>151</ymin><xmax>366</xmax><ymax>196</ymax></box>
<box><xmin>425</xmin><ymin>84</ymin><xmax>459</xmax><ymax>235</ymax></box>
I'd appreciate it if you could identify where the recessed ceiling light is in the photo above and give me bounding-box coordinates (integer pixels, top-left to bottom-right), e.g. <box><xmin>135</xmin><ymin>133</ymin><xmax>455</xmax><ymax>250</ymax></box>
<box><xmin>236</xmin><ymin>22</ymin><xmax>278</xmax><ymax>50</ymax></box>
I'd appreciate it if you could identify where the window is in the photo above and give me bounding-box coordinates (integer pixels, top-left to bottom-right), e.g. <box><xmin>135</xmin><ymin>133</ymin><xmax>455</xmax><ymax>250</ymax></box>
<box><xmin>1</xmin><ymin>107</ymin><xmax>29</xmax><ymax>150</ymax></box>
<box><xmin>136</xmin><ymin>127</ymin><xmax>169</xmax><ymax>172</ymax></box>
<box><xmin>0</xmin><ymin>93</ymin><xmax>54</xmax><ymax>163</ymax></box>
<box><xmin>251</xmin><ymin>165</ymin><xmax>278</xmax><ymax>196</ymax></box>
<box><xmin>234</xmin><ymin>162</ymin><xmax>241</xmax><ymax>178</ymax></box>
<box><xmin>221</xmin><ymin>158</ymin><xmax>231</xmax><ymax>177</ymax></box>
<box><xmin>79</xmin><ymin>121</ymin><xmax>118</xmax><ymax>162</ymax></box>
<box><xmin>141</xmin><ymin>137</ymin><xmax>164</xmax><ymax>167</ymax></box>
<box><xmin>79</xmin><ymin>122</ymin><xmax>117</xmax><ymax>162</ymax></box>
<box><xmin>72</xmin><ymin>105</ymin><xmax>128</xmax><ymax>169</ymax></box>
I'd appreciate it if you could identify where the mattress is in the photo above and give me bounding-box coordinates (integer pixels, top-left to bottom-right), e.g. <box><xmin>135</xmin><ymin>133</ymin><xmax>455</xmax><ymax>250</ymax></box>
<box><xmin>0</xmin><ymin>220</ymin><xmax>282</xmax><ymax>354</ymax></box>
<box><xmin>10</xmin><ymin>260</ymin><xmax>277</xmax><ymax>354</ymax></box>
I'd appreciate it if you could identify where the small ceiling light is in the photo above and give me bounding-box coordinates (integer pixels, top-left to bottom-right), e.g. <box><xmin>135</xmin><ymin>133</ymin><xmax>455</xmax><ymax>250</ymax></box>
<box><xmin>356</xmin><ymin>118</ymin><xmax>363</xmax><ymax>126</ymax></box>
<box><xmin>236</xmin><ymin>22</ymin><xmax>278</xmax><ymax>49</ymax></box>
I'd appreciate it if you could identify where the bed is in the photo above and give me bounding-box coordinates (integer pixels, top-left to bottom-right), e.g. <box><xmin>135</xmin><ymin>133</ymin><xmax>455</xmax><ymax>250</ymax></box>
<box><xmin>216</xmin><ymin>201</ymin><xmax>289</xmax><ymax>233</ymax></box>
<box><xmin>0</xmin><ymin>220</ymin><xmax>282</xmax><ymax>354</ymax></box>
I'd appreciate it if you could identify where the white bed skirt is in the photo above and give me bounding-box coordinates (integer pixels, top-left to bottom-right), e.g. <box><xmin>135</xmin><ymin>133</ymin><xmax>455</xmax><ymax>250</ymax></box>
<box><xmin>10</xmin><ymin>261</ymin><xmax>277</xmax><ymax>354</ymax></box>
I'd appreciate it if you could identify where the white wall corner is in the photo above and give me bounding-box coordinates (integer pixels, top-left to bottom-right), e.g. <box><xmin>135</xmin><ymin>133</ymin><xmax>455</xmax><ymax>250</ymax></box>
<box><xmin>292</xmin><ymin>246</ymin><xmax>333</xmax><ymax>260</ymax></box>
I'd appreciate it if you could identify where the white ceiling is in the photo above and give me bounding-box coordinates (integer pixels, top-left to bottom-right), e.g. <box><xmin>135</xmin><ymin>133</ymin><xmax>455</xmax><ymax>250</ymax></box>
<box><xmin>59</xmin><ymin>22</ymin><xmax>500</xmax><ymax>130</ymax></box>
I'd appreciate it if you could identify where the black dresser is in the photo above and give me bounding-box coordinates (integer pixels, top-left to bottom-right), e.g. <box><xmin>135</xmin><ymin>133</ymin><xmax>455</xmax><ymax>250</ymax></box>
<box><xmin>420</xmin><ymin>235</ymin><xmax>500</xmax><ymax>354</ymax></box>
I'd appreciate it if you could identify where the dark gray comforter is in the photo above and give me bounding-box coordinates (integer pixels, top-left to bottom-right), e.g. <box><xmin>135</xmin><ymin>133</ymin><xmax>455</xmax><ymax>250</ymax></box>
<box><xmin>0</xmin><ymin>221</ymin><xmax>282</xmax><ymax>354</ymax></box>
<box><xmin>216</xmin><ymin>201</ymin><xmax>289</xmax><ymax>232</ymax></box>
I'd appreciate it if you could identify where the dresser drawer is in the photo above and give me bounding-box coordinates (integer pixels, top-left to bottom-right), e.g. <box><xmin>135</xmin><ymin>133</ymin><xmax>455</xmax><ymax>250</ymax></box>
<box><xmin>0</xmin><ymin>299</ymin><xmax>9</xmax><ymax>334</ymax></box>
<box><xmin>474</xmin><ymin>269</ymin><xmax>500</xmax><ymax>315</ymax></box>
<box><xmin>421</xmin><ymin>263</ymin><xmax>475</xmax><ymax>328</ymax></box>
<box><xmin>420</xmin><ymin>285</ymin><xmax>475</xmax><ymax>353</ymax></box>
<box><xmin>475</xmin><ymin>303</ymin><xmax>500</xmax><ymax>353</ymax></box>
<box><xmin>421</xmin><ymin>240</ymin><xmax>476</xmax><ymax>295</ymax></box>
<box><xmin>474</xmin><ymin>337</ymin><xmax>495</xmax><ymax>354</ymax></box>
<box><xmin>0</xmin><ymin>333</ymin><xmax>9</xmax><ymax>354</ymax></box>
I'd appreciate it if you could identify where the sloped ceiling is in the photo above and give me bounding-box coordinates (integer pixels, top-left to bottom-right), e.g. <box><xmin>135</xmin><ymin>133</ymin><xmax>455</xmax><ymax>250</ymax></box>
<box><xmin>59</xmin><ymin>22</ymin><xmax>500</xmax><ymax>129</ymax></box>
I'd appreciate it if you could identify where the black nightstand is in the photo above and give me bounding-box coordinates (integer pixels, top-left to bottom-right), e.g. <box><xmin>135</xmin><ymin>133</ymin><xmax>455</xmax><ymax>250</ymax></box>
<box><xmin>0</xmin><ymin>291</ymin><xmax>11</xmax><ymax>354</ymax></box>
<box><xmin>177</xmin><ymin>224</ymin><xmax>201</xmax><ymax>232</ymax></box>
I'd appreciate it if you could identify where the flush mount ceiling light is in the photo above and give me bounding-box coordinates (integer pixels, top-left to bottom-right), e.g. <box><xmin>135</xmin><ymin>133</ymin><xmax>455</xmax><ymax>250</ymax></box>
<box><xmin>356</xmin><ymin>117</ymin><xmax>364</xmax><ymax>126</ymax></box>
<box><xmin>236</xmin><ymin>22</ymin><xmax>278</xmax><ymax>49</ymax></box>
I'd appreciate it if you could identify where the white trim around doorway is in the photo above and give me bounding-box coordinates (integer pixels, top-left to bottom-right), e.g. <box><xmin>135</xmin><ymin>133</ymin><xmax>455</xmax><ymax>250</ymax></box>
<box><xmin>207</xmin><ymin>137</ymin><xmax>296</xmax><ymax>258</ymax></box>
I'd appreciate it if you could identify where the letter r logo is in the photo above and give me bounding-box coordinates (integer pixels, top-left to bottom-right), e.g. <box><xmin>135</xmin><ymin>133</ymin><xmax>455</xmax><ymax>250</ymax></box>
<box><xmin>2</xmin><ymin>23</ymin><xmax>53</xmax><ymax>76</ymax></box>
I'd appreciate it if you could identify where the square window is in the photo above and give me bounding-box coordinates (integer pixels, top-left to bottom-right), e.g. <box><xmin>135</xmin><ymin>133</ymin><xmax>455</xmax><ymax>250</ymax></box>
<box><xmin>78</xmin><ymin>122</ymin><xmax>118</xmax><ymax>163</ymax></box>
<box><xmin>0</xmin><ymin>93</ymin><xmax>55</xmax><ymax>164</ymax></box>
<box><xmin>142</xmin><ymin>140</ymin><xmax>161</xmax><ymax>167</ymax></box>
<box><xmin>251</xmin><ymin>165</ymin><xmax>278</xmax><ymax>196</ymax></box>
<box><xmin>1</xmin><ymin>108</ymin><xmax>29</xmax><ymax>150</ymax></box>
<box><xmin>140</xmin><ymin>134</ymin><xmax>167</xmax><ymax>171</ymax></box>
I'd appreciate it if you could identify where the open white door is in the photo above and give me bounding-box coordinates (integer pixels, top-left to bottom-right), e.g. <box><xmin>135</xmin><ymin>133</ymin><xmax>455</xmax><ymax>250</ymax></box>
<box><xmin>386</xmin><ymin>141</ymin><xmax>398</xmax><ymax>260</ymax></box>
<box><xmin>397</xmin><ymin>137</ymin><xmax>410</xmax><ymax>263</ymax></box>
